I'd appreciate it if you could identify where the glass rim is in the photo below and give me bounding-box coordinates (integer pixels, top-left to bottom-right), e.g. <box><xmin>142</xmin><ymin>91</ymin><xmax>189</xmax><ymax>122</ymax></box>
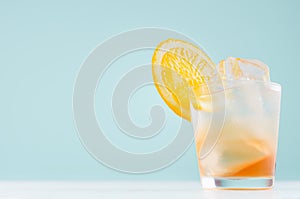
<box><xmin>223</xmin><ymin>79</ymin><xmax>281</xmax><ymax>90</ymax></box>
<box><xmin>189</xmin><ymin>79</ymin><xmax>281</xmax><ymax>97</ymax></box>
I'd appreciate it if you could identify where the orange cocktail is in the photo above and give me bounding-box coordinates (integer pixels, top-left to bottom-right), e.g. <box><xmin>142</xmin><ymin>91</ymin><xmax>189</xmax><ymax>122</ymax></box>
<box><xmin>152</xmin><ymin>39</ymin><xmax>281</xmax><ymax>189</ymax></box>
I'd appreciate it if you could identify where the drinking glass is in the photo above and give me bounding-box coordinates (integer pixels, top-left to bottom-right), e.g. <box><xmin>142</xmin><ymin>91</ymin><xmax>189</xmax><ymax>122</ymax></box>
<box><xmin>190</xmin><ymin>80</ymin><xmax>281</xmax><ymax>189</ymax></box>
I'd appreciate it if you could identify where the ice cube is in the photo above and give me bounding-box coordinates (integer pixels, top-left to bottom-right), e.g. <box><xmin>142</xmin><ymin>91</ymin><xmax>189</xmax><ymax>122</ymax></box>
<box><xmin>217</xmin><ymin>57</ymin><xmax>270</xmax><ymax>81</ymax></box>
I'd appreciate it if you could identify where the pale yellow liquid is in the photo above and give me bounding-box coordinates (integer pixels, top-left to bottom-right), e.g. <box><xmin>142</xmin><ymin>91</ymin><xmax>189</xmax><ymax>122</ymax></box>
<box><xmin>194</xmin><ymin>115</ymin><xmax>277</xmax><ymax>177</ymax></box>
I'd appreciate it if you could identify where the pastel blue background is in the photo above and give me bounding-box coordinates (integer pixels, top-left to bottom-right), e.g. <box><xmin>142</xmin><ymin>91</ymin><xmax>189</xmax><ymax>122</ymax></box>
<box><xmin>1</xmin><ymin>0</ymin><xmax>299</xmax><ymax>180</ymax></box>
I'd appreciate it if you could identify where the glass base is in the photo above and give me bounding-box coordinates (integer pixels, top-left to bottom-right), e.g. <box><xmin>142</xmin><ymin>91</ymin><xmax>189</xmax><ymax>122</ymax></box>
<box><xmin>201</xmin><ymin>177</ymin><xmax>274</xmax><ymax>190</ymax></box>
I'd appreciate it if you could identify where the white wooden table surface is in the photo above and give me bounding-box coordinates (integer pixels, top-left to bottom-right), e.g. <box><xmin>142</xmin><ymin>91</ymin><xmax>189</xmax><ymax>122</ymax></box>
<box><xmin>0</xmin><ymin>181</ymin><xmax>299</xmax><ymax>199</ymax></box>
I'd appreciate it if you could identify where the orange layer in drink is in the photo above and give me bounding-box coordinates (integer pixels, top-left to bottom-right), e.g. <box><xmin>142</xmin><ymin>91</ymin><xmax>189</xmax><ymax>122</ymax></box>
<box><xmin>198</xmin><ymin>154</ymin><xmax>275</xmax><ymax>177</ymax></box>
<box><xmin>196</xmin><ymin>136</ymin><xmax>276</xmax><ymax>177</ymax></box>
<box><xmin>229</xmin><ymin>155</ymin><xmax>275</xmax><ymax>177</ymax></box>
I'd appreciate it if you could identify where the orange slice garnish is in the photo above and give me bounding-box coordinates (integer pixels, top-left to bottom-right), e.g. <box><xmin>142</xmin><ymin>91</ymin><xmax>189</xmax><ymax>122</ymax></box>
<box><xmin>152</xmin><ymin>39</ymin><xmax>216</xmax><ymax>120</ymax></box>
